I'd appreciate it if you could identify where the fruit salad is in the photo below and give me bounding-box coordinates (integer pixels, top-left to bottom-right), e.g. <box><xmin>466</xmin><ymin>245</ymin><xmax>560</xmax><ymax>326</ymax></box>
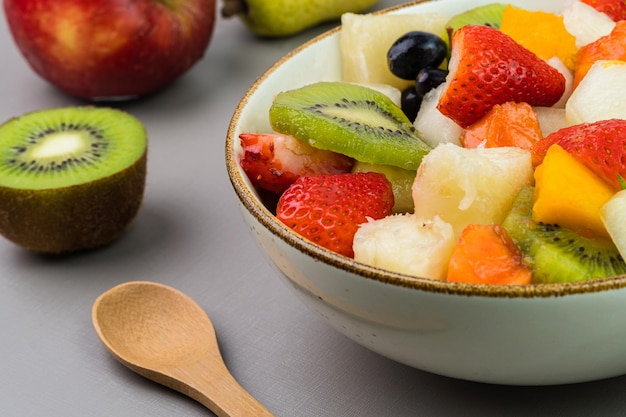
<box><xmin>237</xmin><ymin>0</ymin><xmax>626</xmax><ymax>285</ymax></box>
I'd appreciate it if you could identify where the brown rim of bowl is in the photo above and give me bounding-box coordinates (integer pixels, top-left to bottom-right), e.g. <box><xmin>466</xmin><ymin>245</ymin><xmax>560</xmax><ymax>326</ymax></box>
<box><xmin>225</xmin><ymin>0</ymin><xmax>626</xmax><ymax>298</ymax></box>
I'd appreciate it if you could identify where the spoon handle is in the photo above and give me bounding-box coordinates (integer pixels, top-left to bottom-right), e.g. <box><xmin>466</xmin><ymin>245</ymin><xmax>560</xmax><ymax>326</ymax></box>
<box><xmin>165</xmin><ymin>350</ymin><xmax>275</xmax><ymax>417</ymax></box>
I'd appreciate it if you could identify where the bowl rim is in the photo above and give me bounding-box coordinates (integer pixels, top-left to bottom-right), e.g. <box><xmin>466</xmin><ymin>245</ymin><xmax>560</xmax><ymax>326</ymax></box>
<box><xmin>225</xmin><ymin>0</ymin><xmax>626</xmax><ymax>298</ymax></box>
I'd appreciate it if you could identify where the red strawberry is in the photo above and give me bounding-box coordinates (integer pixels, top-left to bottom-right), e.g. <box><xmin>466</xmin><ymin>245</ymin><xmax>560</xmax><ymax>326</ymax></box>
<box><xmin>532</xmin><ymin>118</ymin><xmax>626</xmax><ymax>191</ymax></box>
<box><xmin>437</xmin><ymin>25</ymin><xmax>565</xmax><ymax>128</ymax></box>
<box><xmin>582</xmin><ymin>0</ymin><xmax>626</xmax><ymax>22</ymax></box>
<box><xmin>276</xmin><ymin>172</ymin><xmax>394</xmax><ymax>258</ymax></box>
<box><xmin>239</xmin><ymin>133</ymin><xmax>353</xmax><ymax>194</ymax></box>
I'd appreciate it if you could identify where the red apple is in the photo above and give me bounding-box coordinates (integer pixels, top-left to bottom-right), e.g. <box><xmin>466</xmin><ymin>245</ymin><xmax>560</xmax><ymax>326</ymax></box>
<box><xmin>3</xmin><ymin>0</ymin><xmax>216</xmax><ymax>100</ymax></box>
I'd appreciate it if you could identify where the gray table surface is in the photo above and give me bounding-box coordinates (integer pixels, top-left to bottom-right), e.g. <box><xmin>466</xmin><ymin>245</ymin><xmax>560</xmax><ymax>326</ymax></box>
<box><xmin>3</xmin><ymin>1</ymin><xmax>626</xmax><ymax>416</ymax></box>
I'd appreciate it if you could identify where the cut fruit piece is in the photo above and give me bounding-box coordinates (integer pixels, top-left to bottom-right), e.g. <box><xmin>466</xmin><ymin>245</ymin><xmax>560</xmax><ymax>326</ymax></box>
<box><xmin>269</xmin><ymin>81</ymin><xmax>431</xmax><ymax>171</ymax></box>
<box><xmin>533</xmin><ymin>106</ymin><xmax>567</xmax><ymax>138</ymax></box>
<box><xmin>437</xmin><ymin>25</ymin><xmax>565</xmax><ymax>128</ymax></box>
<box><xmin>413</xmin><ymin>83</ymin><xmax>462</xmax><ymax>148</ymax></box>
<box><xmin>499</xmin><ymin>5</ymin><xmax>578</xmax><ymax>70</ymax></box>
<box><xmin>277</xmin><ymin>172</ymin><xmax>394</xmax><ymax>258</ymax></box>
<box><xmin>412</xmin><ymin>143</ymin><xmax>533</xmax><ymax>238</ymax></box>
<box><xmin>546</xmin><ymin>57</ymin><xmax>574</xmax><ymax>108</ymax></box>
<box><xmin>563</xmin><ymin>1</ymin><xmax>616</xmax><ymax>48</ymax></box>
<box><xmin>351</xmin><ymin>161</ymin><xmax>415</xmax><ymax>214</ymax></box>
<box><xmin>601</xmin><ymin>189</ymin><xmax>626</xmax><ymax>261</ymax></box>
<box><xmin>581</xmin><ymin>0</ymin><xmax>626</xmax><ymax>22</ymax></box>
<box><xmin>0</xmin><ymin>106</ymin><xmax>147</xmax><ymax>253</ymax></box>
<box><xmin>566</xmin><ymin>60</ymin><xmax>626</xmax><ymax>125</ymax></box>
<box><xmin>573</xmin><ymin>20</ymin><xmax>626</xmax><ymax>88</ymax></box>
<box><xmin>349</xmin><ymin>82</ymin><xmax>402</xmax><ymax>107</ymax></box>
<box><xmin>353</xmin><ymin>213</ymin><xmax>455</xmax><ymax>280</ymax></box>
<box><xmin>533</xmin><ymin>144</ymin><xmax>614</xmax><ymax>239</ymax></box>
<box><xmin>503</xmin><ymin>187</ymin><xmax>626</xmax><ymax>284</ymax></box>
<box><xmin>340</xmin><ymin>12</ymin><xmax>450</xmax><ymax>91</ymax></box>
<box><xmin>387</xmin><ymin>31</ymin><xmax>447</xmax><ymax>81</ymax></box>
<box><xmin>445</xmin><ymin>3</ymin><xmax>508</xmax><ymax>35</ymax></box>
<box><xmin>460</xmin><ymin>101</ymin><xmax>543</xmax><ymax>152</ymax></box>
<box><xmin>239</xmin><ymin>133</ymin><xmax>354</xmax><ymax>195</ymax></box>
<box><xmin>532</xmin><ymin>118</ymin><xmax>626</xmax><ymax>191</ymax></box>
<box><xmin>446</xmin><ymin>224</ymin><xmax>532</xmax><ymax>285</ymax></box>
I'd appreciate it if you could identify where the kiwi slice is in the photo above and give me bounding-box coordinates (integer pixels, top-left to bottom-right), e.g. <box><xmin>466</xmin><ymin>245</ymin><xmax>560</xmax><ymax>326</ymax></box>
<box><xmin>269</xmin><ymin>81</ymin><xmax>431</xmax><ymax>171</ymax></box>
<box><xmin>445</xmin><ymin>3</ymin><xmax>508</xmax><ymax>35</ymax></box>
<box><xmin>502</xmin><ymin>187</ymin><xmax>626</xmax><ymax>284</ymax></box>
<box><xmin>351</xmin><ymin>161</ymin><xmax>415</xmax><ymax>214</ymax></box>
<box><xmin>0</xmin><ymin>106</ymin><xmax>147</xmax><ymax>254</ymax></box>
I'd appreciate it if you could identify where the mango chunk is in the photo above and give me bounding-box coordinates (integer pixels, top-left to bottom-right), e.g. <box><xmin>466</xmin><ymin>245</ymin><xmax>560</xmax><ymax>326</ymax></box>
<box><xmin>533</xmin><ymin>144</ymin><xmax>614</xmax><ymax>239</ymax></box>
<box><xmin>500</xmin><ymin>6</ymin><xmax>578</xmax><ymax>70</ymax></box>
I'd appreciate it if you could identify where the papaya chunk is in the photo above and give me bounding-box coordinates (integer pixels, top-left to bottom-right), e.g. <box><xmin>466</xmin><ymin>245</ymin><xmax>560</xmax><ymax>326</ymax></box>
<box><xmin>446</xmin><ymin>223</ymin><xmax>532</xmax><ymax>285</ymax></box>
<box><xmin>460</xmin><ymin>101</ymin><xmax>543</xmax><ymax>152</ymax></box>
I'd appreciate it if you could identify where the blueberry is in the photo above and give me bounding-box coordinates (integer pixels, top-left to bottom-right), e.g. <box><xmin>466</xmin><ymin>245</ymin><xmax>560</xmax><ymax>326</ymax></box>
<box><xmin>387</xmin><ymin>31</ymin><xmax>447</xmax><ymax>80</ymax></box>
<box><xmin>415</xmin><ymin>67</ymin><xmax>448</xmax><ymax>97</ymax></box>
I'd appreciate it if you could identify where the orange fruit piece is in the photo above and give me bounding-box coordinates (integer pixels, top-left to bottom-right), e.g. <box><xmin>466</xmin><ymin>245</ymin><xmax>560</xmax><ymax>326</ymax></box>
<box><xmin>499</xmin><ymin>5</ymin><xmax>578</xmax><ymax>70</ymax></box>
<box><xmin>460</xmin><ymin>101</ymin><xmax>543</xmax><ymax>153</ymax></box>
<box><xmin>446</xmin><ymin>224</ymin><xmax>532</xmax><ymax>285</ymax></box>
<box><xmin>533</xmin><ymin>144</ymin><xmax>614</xmax><ymax>239</ymax></box>
<box><xmin>574</xmin><ymin>20</ymin><xmax>626</xmax><ymax>88</ymax></box>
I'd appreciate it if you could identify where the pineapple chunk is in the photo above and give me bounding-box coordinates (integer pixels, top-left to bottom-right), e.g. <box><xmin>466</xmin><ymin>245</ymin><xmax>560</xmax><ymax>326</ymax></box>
<box><xmin>353</xmin><ymin>214</ymin><xmax>455</xmax><ymax>279</ymax></box>
<box><xmin>601</xmin><ymin>190</ymin><xmax>626</xmax><ymax>260</ymax></box>
<box><xmin>340</xmin><ymin>12</ymin><xmax>449</xmax><ymax>91</ymax></box>
<box><xmin>566</xmin><ymin>60</ymin><xmax>626</xmax><ymax>125</ymax></box>
<box><xmin>533</xmin><ymin>144</ymin><xmax>614</xmax><ymax>239</ymax></box>
<box><xmin>546</xmin><ymin>57</ymin><xmax>574</xmax><ymax>108</ymax></box>
<box><xmin>562</xmin><ymin>1</ymin><xmax>616</xmax><ymax>48</ymax></box>
<box><xmin>413</xmin><ymin>83</ymin><xmax>463</xmax><ymax>148</ymax></box>
<box><xmin>412</xmin><ymin>143</ymin><xmax>533</xmax><ymax>237</ymax></box>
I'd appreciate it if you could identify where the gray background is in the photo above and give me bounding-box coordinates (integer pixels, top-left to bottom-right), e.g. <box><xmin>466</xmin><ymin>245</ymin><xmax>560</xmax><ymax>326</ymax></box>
<box><xmin>2</xmin><ymin>1</ymin><xmax>626</xmax><ymax>416</ymax></box>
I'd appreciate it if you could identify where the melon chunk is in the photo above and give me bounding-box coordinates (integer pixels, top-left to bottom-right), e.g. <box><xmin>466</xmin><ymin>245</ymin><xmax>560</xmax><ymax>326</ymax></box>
<box><xmin>566</xmin><ymin>60</ymin><xmax>626</xmax><ymax>125</ymax></box>
<box><xmin>601</xmin><ymin>190</ymin><xmax>626</xmax><ymax>261</ymax></box>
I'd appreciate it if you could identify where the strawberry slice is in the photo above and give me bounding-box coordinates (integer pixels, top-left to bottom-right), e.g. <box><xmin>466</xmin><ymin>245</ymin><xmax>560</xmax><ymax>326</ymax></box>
<box><xmin>239</xmin><ymin>133</ymin><xmax>354</xmax><ymax>194</ymax></box>
<box><xmin>276</xmin><ymin>172</ymin><xmax>394</xmax><ymax>258</ymax></box>
<box><xmin>437</xmin><ymin>25</ymin><xmax>565</xmax><ymax>128</ymax></box>
<box><xmin>532</xmin><ymin>118</ymin><xmax>626</xmax><ymax>191</ymax></box>
<box><xmin>582</xmin><ymin>0</ymin><xmax>626</xmax><ymax>22</ymax></box>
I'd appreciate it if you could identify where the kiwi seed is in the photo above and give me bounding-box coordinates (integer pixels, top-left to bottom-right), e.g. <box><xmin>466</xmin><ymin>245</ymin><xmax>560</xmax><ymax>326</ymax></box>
<box><xmin>0</xmin><ymin>106</ymin><xmax>147</xmax><ymax>254</ymax></box>
<box><xmin>269</xmin><ymin>81</ymin><xmax>431</xmax><ymax>171</ymax></box>
<box><xmin>503</xmin><ymin>187</ymin><xmax>626</xmax><ymax>284</ymax></box>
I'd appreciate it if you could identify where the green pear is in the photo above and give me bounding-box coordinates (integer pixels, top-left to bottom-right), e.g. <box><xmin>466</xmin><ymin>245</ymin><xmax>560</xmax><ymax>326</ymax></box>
<box><xmin>221</xmin><ymin>0</ymin><xmax>380</xmax><ymax>37</ymax></box>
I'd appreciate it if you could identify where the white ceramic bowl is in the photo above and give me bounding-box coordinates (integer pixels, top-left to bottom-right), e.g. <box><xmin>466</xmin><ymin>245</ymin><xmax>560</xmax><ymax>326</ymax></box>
<box><xmin>225</xmin><ymin>0</ymin><xmax>626</xmax><ymax>385</ymax></box>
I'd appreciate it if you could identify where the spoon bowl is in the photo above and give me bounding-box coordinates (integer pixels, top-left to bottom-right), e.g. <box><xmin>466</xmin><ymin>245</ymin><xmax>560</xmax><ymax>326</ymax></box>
<box><xmin>92</xmin><ymin>281</ymin><xmax>274</xmax><ymax>417</ymax></box>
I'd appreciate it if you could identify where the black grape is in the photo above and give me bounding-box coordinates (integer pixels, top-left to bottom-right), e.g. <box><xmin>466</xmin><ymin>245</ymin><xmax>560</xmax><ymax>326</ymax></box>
<box><xmin>387</xmin><ymin>31</ymin><xmax>447</xmax><ymax>80</ymax></box>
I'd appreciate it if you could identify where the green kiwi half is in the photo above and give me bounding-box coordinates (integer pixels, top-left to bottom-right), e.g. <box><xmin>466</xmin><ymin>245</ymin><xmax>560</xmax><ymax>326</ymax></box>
<box><xmin>269</xmin><ymin>81</ymin><xmax>431</xmax><ymax>171</ymax></box>
<box><xmin>0</xmin><ymin>106</ymin><xmax>147</xmax><ymax>254</ymax></box>
<box><xmin>503</xmin><ymin>187</ymin><xmax>626</xmax><ymax>284</ymax></box>
<box><xmin>445</xmin><ymin>3</ymin><xmax>508</xmax><ymax>35</ymax></box>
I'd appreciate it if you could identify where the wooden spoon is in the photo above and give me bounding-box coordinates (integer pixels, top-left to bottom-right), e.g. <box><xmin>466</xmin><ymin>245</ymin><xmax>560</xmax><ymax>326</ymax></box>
<box><xmin>92</xmin><ymin>281</ymin><xmax>274</xmax><ymax>417</ymax></box>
